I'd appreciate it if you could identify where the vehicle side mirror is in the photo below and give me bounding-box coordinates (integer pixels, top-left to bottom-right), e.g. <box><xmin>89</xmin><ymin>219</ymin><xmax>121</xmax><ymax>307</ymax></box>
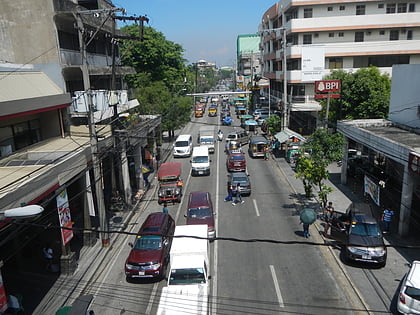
<box><xmin>210</xmin><ymin>159</ymin><xmax>212</xmax><ymax>162</ymax></box>
<box><xmin>184</xmin><ymin>214</ymin><xmax>187</xmax><ymax>218</ymax></box>
<box><xmin>190</xmin><ymin>160</ymin><xmax>192</xmax><ymax>163</ymax></box>
<box><xmin>128</xmin><ymin>242</ymin><xmax>133</xmax><ymax>248</ymax></box>
<box><xmin>163</xmin><ymin>240</ymin><xmax>169</xmax><ymax>246</ymax></box>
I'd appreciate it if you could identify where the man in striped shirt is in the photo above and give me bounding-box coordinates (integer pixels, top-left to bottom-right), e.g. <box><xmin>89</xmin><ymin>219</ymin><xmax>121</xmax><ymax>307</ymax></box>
<box><xmin>381</xmin><ymin>207</ymin><xmax>395</xmax><ymax>233</ymax></box>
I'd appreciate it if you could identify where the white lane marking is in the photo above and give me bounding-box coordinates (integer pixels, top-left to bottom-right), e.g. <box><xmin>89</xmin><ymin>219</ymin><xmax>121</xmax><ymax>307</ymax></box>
<box><xmin>145</xmin><ymin>282</ymin><xmax>159</xmax><ymax>314</ymax></box>
<box><xmin>253</xmin><ymin>199</ymin><xmax>260</xmax><ymax>216</ymax></box>
<box><xmin>212</xmin><ymin>129</ymin><xmax>220</xmax><ymax>315</ymax></box>
<box><xmin>175</xmin><ymin>170</ymin><xmax>192</xmax><ymax>223</ymax></box>
<box><xmin>270</xmin><ymin>265</ymin><xmax>285</xmax><ymax>308</ymax></box>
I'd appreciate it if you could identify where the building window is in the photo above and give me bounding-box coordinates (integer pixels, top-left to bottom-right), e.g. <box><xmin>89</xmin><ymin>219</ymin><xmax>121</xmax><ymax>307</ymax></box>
<box><xmin>407</xmin><ymin>30</ymin><xmax>413</xmax><ymax>40</ymax></box>
<box><xmin>303</xmin><ymin>34</ymin><xmax>312</xmax><ymax>44</ymax></box>
<box><xmin>390</xmin><ymin>30</ymin><xmax>399</xmax><ymax>40</ymax></box>
<box><xmin>356</xmin><ymin>5</ymin><xmax>365</xmax><ymax>15</ymax></box>
<box><xmin>379</xmin><ymin>30</ymin><xmax>385</xmax><ymax>35</ymax></box>
<box><xmin>329</xmin><ymin>33</ymin><xmax>334</xmax><ymax>37</ymax></box>
<box><xmin>338</xmin><ymin>32</ymin><xmax>344</xmax><ymax>37</ymax></box>
<box><xmin>329</xmin><ymin>58</ymin><xmax>343</xmax><ymax>69</ymax></box>
<box><xmin>409</xmin><ymin>3</ymin><xmax>415</xmax><ymax>12</ymax></box>
<box><xmin>378</xmin><ymin>3</ymin><xmax>384</xmax><ymax>8</ymax></box>
<box><xmin>290</xmin><ymin>34</ymin><xmax>298</xmax><ymax>45</ymax></box>
<box><xmin>328</xmin><ymin>6</ymin><xmax>333</xmax><ymax>11</ymax></box>
<box><xmin>398</xmin><ymin>3</ymin><xmax>408</xmax><ymax>12</ymax></box>
<box><xmin>304</xmin><ymin>8</ymin><xmax>313</xmax><ymax>18</ymax></box>
<box><xmin>12</xmin><ymin>120</ymin><xmax>42</xmax><ymax>151</ymax></box>
<box><xmin>386</xmin><ymin>3</ymin><xmax>396</xmax><ymax>13</ymax></box>
<box><xmin>340</xmin><ymin>5</ymin><xmax>345</xmax><ymax>10</ymax></box>
<box><xmin>355</xmin><ymin>32</ymin><xmax>364</xmax><ymax>42</ymax></box>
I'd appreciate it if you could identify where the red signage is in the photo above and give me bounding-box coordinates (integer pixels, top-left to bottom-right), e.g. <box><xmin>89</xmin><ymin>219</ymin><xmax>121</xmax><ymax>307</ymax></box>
<box><xmin>315</xmin><ymin>80</ymin><xmax>341</xmax><ymax>93</ymax></box>
<box><xmin>314</xmin><ymin>94</ymin><xmax>341</xmax><ymax>99</ymax></box>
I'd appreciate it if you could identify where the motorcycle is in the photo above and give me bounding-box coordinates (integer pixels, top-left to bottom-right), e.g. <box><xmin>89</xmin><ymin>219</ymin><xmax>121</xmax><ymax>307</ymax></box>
<box><xmin>217</xmin><ymin>131</ymin><xmax>223</xmax><ymax>141</ymax></box>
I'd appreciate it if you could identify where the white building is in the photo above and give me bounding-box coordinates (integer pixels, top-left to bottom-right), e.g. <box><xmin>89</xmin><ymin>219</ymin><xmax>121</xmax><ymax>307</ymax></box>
<box><xmin>260</xmin><ymin>0</ymin><xmax>420</xmax><ymax>134</ymax></box>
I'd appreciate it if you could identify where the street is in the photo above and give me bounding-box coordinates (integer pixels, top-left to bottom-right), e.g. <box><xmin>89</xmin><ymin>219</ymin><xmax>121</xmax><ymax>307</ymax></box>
<box><xmin>33</xmin><ymin>106</ymin><xmax>409</xmax><ymax>314</ymax></box>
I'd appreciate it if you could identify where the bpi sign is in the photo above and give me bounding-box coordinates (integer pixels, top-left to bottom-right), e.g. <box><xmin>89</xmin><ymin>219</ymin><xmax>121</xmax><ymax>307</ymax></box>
<box><xmin>315</xmin><ymin>80</ymin><xmax>341</xmax><ymax>93</ymax></box>
<box><xmin>315</xmin><ymin>80</ymin><xmax>341</xmax><ymax>99</ymax></box>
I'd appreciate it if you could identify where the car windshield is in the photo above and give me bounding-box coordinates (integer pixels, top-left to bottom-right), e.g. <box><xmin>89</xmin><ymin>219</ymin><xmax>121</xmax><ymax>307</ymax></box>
<box><xmin>200</xmin><ymin>137</ymin><xmax>213</xmax><ymax>144</ymax></box>
<box><xmin>134</xmin><ymin>235</ymin><xmax>162</xmax><ymax>250</ymax></box>
<box><xmin>230</xmin><ymin>155</ymin><xmax>244</xmax><ymax>161</ymax></box>
<box><xmin>405</xmin><ymin>286</ymin><xmax>420</xmax><ymax>300</ymax></box>
<box><xmin>350</xmin><ymin>222</ymin><xmax>381</xmax><ymax>237</ymax></box>
<box><xmin>175</xmin><ymin>141</ymin><xmax>189</xmax><ymax>147</ymax></box>
<box><xmin>169</xmin><ymin>268</ymin><xmax>206</xmax><ymax>285</ymax></box>
<box><xmin>192</xmin><ymin>156</ymin><xmax>208</xmax><ymax>163</ymax></box>
<box><xmin>188</xmin><ymin>207</ymin><xmax>212</xmax><ymax>218</ymax></box>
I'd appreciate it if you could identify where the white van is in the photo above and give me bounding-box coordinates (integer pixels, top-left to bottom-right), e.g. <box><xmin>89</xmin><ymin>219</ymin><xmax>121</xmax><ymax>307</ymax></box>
<box><xmin>173</xmin><ymin>134</ymin><xmax>193</xmax><ymax>157</ymax></box>
<box><xmin>190</xmin><ymin>146</ymin><xmax>210</xmax><ymax>176</ymax></box>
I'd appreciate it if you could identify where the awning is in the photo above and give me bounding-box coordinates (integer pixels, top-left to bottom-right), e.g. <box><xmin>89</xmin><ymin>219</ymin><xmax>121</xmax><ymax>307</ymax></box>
<box><xmin>245</xmin><ymin>120</ymin><xmax>258</xmax><ymax>126</ymax></box>
<box><xmin>274</xmin><ymin>128</ymin><xmax>306</xmax><ymax>143</ymax></box>
<box><xmin>240</xmin><ymin>115</ymin><xmax>254</xmax><ymax>120</ymax></box>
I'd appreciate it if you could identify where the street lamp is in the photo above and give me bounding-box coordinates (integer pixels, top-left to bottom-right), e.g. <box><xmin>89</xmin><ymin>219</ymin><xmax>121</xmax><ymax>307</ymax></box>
<box><xmin>0</xmin><ymin>205</ymin><xmax>44</xmax><ymax>218</ymax></box>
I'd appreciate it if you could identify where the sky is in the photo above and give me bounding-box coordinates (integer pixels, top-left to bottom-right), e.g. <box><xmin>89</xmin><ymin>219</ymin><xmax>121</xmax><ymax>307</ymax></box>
<box><xmin>112</xmin><ymin>0</ymin><xmax>277</xmax><ymax>67</ymax></box>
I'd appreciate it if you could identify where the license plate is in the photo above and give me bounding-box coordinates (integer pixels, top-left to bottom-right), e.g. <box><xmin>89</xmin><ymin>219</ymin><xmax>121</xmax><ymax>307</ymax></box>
<box><xmin>198</xmin><ymin>171</ymin><xmax>203</xmax><ymax>174</ymax></box>
<box><xmin>138</xmin><ymin>271</ymin><xmax>145</xmax><ymax>275</ymax></box>
<box><xmin>362</xmin><ymin>254</ymin><xmax>371</xmax><ymax>260</ymax></box>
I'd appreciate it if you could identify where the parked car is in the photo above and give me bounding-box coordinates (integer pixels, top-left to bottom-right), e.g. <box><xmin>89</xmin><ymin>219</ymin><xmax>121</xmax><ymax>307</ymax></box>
<box><xmin>397</xmin><ymin>260</ymin><xmax>420</xmax><ymax>314</ymax></box>
<box><xmin>226</xmin><ymin>152</ymin><xmax>246</xmax><ymax>172</ymax></box>
<box><xmin>329</xmin><ymin>207</ymin><xmax>387</xmax><ymax>267</ymax></box>
<box><xmin>227</xmin><ymin>172</ymin><xmax>251</xmax><ymax>196</ymax></box>
<box><xmin>125</xmin><ymin>212</ymin><xmax>175</xmax><ymax>281</ymax></box>
<box><xmin>226</xmin><ymin>129</ymin><xmax>248</xmax><ymax>146</ymax></box>
<box><xmin>185</xmin><ymin>191</ymin><xmax>215</xmax><ymax>239</ymax></box>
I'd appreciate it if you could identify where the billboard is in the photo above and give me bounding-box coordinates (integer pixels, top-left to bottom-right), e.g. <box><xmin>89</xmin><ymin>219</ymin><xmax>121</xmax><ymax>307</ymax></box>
<box><xmin>301</xmin><ymin>47</ymin><xmax>325</xmax><ymax>82</ymax></box>
<box><xmin>56</xmin><ymin>188</ymin><xmax>74</xmax><ymax>246</ymax></box>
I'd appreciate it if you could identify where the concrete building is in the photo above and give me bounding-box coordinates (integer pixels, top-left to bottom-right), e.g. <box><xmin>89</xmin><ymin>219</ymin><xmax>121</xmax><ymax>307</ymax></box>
<box><xmin>338</xmin><ymin>64</ymin><xmax>420</xmax><ymax>237</ymax></box>
<box><xmin>0</xmin><ymin>0</ymin><xmax>161</xmax><ymax>295</ymax></box>
<box><xmin>260</xmin><ymin>0</ymin><xmax>420</xmax><ymax>134</ymax></box>
<box><xmin>236</xmin><ymin>34</ymin><xmax>261</xmax><ymax>92</ymax></box>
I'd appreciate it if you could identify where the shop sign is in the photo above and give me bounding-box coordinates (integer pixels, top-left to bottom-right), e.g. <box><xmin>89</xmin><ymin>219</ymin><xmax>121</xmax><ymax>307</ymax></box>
<box><xmin>314</xmin><ymin>93</ymin><xmax>340</xmax><ymax>99</ymax></box>
<box><xmin>364</xmin><ymin>175</ymin><xmax>380</xmax><ymax>206</ymax></box>
<box><xmin>315</xmin><ymin>80</ymin><xmax>341</xmax><ymax>93</ymax></box>
<box><xmin>409</xmin><ymin>152</ymin><xmax>420</xmax><ymax>175</ymax></box>
<box><xmin>56</xmin><ymin>188</ymin><xmax>74</xmax><ymax>246</ymax></box>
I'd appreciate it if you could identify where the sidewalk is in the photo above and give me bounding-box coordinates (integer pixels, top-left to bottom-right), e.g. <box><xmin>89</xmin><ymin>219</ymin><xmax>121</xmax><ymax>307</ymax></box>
<box><xmin>271</xmin><ymin>152</ymin><xmax>420</xmax><ymax>265</ymax></box>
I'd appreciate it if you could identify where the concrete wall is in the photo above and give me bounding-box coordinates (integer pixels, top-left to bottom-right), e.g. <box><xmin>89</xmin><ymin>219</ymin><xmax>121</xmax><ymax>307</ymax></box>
<box><xmin>389</xmin><ymin>64</ymin><xmax>420</xmax><ymax>129</ymax></box>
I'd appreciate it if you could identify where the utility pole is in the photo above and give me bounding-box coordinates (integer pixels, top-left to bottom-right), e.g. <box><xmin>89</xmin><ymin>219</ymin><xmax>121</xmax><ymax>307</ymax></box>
<box><xmin>74</xmin><ymin>12</ymin><xmax>110</xmax><ymax>247</ymax></box>
<box><xmin>281</xmin><ymin>9</ymin><xmax>288</xmax><ymax>130</ymax></box>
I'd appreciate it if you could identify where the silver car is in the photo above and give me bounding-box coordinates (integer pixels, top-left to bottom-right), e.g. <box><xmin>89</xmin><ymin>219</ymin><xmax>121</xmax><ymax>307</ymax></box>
<box><xmin>398</xmin><ymin>260</ymin><xmax>420</xmax><ymax>314</ymax></box>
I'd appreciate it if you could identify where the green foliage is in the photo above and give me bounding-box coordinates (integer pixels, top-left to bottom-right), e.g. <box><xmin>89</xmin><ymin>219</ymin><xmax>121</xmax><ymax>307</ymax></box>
<box><xmin>264</xmin><ymin>115</ymin><xmax>281</xmax><ymax>135</ymax></box>
<box><xmin>303</xmin><ymin>128</ymin><xmax>344</xmax><ymax>164</ymax></box>
<box><xmin>120</xmin><ymin>25</ymin><xmax>187</xmax><ymax>90</ymax></box>
<box><xmin>322</xmin><ymin>66</ymin><xmax>391</xmax><ymax>123</ymax></box>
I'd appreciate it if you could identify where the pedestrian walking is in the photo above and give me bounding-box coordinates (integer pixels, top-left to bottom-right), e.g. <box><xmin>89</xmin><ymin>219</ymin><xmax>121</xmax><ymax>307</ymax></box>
<box><xmin>43</xmin><ymin>244</ymin><xmax>53</xmax><ymax>271</ymax></box>
<box><xmin>224</xmin><ymin>187</ymin><xmax>233</xmax><ymax>202</ymax></box>
<box><xmin>323</xmin><ymin>201</ymin><xmax>335</xmax><ymax>236</ymax></box>
<box><xmin>301</xmin><ymin>221</ymin><xmax>310</xmax><ymax>238</ymax></box>
<box><xmin>264</xmin><ymin>146</ymin><xmax>269</xmax><ymax>160</ymax></box>
<box><xmin>162</xmin><ymin>202</ymin><xmax>169</xmax><ymax>214</ymax></box>
<box><xmin>232</xmin><ymin>183</ymin><xmax>244</xmax><ymax>205</ymax></box>
<box><xmin>381</xmin><ymin>207</ymin><xmax>395</xmax><ymax>233</ymax></box>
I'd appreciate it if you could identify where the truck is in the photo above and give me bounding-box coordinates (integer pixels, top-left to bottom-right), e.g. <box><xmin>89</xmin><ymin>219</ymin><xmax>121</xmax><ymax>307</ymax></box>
<box><xmin>157</xmin><ymin>224</ymin><xmax>209</xmax><ymax>315</ymax></box>
<box><xmin>198</xmin><ymin>125</ymin><xmax>215</xmax><ymax>153</ymax></box>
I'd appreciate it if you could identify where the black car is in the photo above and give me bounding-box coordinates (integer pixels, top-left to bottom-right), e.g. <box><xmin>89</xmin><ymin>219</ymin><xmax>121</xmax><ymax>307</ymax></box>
<box><xmin>330</xmin><ymin>210</ymin><xmax>387</xmax><ymax>267</ymax></box>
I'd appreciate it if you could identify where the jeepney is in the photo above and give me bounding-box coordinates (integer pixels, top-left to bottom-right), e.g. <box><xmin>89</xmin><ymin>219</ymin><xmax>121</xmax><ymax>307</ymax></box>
<box><xmin>248</xmin><ymin>135</ymin><xmax>270</xmax><ymax>158</ymax></box>
<box><xmin>157</xmin><ymin>162</ymin><xmax>183</xmax><ymax>204</ymax></box>
<box><xmin>208</xmin><ymin>105</ymin><xmax>217</xmax><ymax>117</ymax></box>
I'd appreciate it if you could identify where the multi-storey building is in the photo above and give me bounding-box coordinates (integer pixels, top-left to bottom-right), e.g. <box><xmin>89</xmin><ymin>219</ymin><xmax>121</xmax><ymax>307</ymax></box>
<box><xmin>237</xmin><ymin>34</ymin><xmax>261</xmax><ymax>92</ymax></box>
<box><xmin>260</xmin><ymin>0</ymin><xmax>420</xmax><ymax>134</ymax></box>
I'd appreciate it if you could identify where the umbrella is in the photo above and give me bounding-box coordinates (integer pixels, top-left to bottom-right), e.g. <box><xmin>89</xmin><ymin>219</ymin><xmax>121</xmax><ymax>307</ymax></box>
<box><xmin>300</xmin><ymin>208</ymin><xmax>317</xmax><ymax>224</ymax></box>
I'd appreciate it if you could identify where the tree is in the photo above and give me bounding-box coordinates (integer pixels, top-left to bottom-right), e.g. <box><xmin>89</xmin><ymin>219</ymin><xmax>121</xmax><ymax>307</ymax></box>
<box><xmin>295</xmin><ymin>128</ymin><xmax>343</xmax><ymax>206</ymax></box>
<box><xmin>321</xmin><ymin>66</ymin><xmax>391</xmax><ymax>125</ymax></box>
<box><xmin>264</xmin><ymin>115</ymin><xmax>281</xmax><ymax>135</ymax></box>
<box><xmin>119</xmin><ymin>25</ymin><xmax>187</xmax><ymax>90</ymax></box>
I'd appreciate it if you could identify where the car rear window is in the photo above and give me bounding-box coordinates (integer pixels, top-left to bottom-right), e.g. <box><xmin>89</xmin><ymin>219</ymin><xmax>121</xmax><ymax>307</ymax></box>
<box><xmin>405</xmin><ymin>286</ymin><xmax>420</xmax><ymax>299</ymax></box>
<box><xmin>230</xmin><ymin>155</ymin><xmax>244</xmax><ymax>161</ymax></box>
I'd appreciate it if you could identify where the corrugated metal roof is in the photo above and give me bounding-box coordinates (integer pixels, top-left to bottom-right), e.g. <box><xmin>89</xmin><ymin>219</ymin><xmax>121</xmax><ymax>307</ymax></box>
<box><xmin>0</xmin><ymin>71</ymin><xmax>64</xmax><ymax>102</ymax></box>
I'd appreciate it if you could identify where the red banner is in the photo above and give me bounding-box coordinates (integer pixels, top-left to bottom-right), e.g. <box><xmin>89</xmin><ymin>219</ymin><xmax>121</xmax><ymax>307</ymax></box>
<box><xmin>0</xmin><ymin>270</ymin><xmax>7</xmax><ymax>313</ymax></box>
<box><xmin>56</xmin><ymin>188</ymin><xmax>74</xmax><ymax>246</ymax></box>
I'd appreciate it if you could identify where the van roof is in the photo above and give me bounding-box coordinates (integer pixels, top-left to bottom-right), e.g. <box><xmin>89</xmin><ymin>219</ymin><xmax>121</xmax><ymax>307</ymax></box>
<box><xmin>189</xmin><ymin>191</ymin><xmax>210</xmax><ymax>208</ymax></box>
<box><xmin>176</xmin><ymin>134</ymin><xmax>192</xmax><ymax>141</ymax></box>
<box><xmin>193</xmin><ymin>146</ymin><xmax>209</xmax><ymax>154</ymax></box>
<box><xmin>139</xmin><ymin>212</ymin><xmax>169</xmax><ymax>234</ymax></box>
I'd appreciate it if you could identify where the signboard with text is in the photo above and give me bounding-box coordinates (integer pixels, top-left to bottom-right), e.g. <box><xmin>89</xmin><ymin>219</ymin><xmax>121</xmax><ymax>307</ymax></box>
<box><xmin>56</xmin><ymin>188</ymin><xmax>74</xmax><ymax>246</ymax></box>
<box><xmin>315</xmin><ymin>80</ymin><xmax>341</xmax><ymax>93</ymax></box>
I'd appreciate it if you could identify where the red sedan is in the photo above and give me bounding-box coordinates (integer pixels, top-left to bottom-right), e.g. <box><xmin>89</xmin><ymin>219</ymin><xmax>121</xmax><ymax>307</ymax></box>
<box><xmin>226</xmin><ymin>152</ymin><xmax>247</xmax><ymax>172</ymax></box>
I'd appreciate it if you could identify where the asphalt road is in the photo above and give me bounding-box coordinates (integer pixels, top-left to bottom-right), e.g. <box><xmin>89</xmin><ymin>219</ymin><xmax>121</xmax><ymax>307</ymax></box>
<box><xmin>52</xmin><ymin>108</ymin><xmax>407</xmax><ymax>315</ymax></box>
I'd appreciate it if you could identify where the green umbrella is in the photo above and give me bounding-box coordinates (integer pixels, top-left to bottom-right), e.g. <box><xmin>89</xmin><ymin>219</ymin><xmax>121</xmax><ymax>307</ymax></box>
<box><xmin>300</xmin><ymin>208</ymin><xmax>317</xmax><ymax>224</ymax></box>
<box><xmin>55</xmin><ymin>306</ymin><xmax>72</xmax><ymax>315</ymax></box>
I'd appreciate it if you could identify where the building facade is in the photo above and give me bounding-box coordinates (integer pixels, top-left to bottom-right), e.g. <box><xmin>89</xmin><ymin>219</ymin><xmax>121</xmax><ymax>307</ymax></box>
<box><xmin>260</xmin><ymin>0</ymin><xmax>420</xmax><ymax>134</ymax></box>
<box><xmin>338</xmin><ymin>64</ymin><xmax>420</xmax><ymax>237</ymax></box>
